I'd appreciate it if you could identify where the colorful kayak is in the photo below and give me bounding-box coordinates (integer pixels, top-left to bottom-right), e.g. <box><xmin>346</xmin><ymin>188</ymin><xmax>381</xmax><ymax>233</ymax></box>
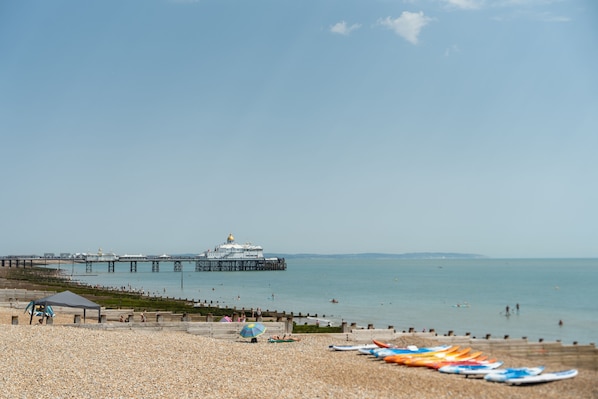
<box><xmin>484</xmin><ymin>367</ymin><xmax>545</xmax><ymax>382</ymax></box>
<box><xmin>384</xmin><ymin>346</ymin><xmax>461</xmax><ymax>364</ymax></box>
<box><xmin>506</xmin><ymin>369</ymin><xmax>578</xmax><ymax>385</ymax></box>
<box><xmin>364</xmin><ymin>345</ymin><xmax>451</xmax><ymax>358</ymax></box>
<box><xmin>372</xmin><ymin>339</ymin><xmax>396</xmax><ymax>348</ymax></box>
<box><xmin>404</xmin><ymin>349</ymin><xmax>485</xmax><ymax>367</ymax></box>
<box><xmin>438</xmin><ymin>361</ymin><xmax>504</xmax><ymax>374</ymax></box>
<box><xmin>425</xmin><ymin>355</ymin><xmax>496</xmax><ymax>370</ymax></box>
<box><xmin>330</xmin><ymin>343</ymin><xmax>379</xmax><ymax>351</ymax></box>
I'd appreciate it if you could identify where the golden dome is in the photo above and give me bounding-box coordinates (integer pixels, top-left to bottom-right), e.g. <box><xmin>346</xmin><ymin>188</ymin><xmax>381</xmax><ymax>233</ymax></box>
<box><xmin>227</xmin><ymin>233</ymin><xmax>235</xmax><ymax>243</ymax></box>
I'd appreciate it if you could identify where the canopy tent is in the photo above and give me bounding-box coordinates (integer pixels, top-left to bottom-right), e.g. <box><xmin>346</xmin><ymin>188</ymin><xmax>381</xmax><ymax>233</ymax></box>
<box><xmin>29</xmin><ymin>290</ymin><xmax>101</xmax><ymax>324</ymax></box>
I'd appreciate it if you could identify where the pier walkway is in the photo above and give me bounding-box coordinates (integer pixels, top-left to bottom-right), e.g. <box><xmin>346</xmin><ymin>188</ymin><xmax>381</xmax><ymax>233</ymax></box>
<box><xmin>0</xmin><ymin>255</ymin><xmax>286</xmax><ymax>273</ymax></box>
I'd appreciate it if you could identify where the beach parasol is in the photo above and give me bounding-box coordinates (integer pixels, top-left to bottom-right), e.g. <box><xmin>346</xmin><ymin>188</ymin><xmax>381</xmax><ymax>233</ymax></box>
<box><xmin>240</xmin><ymin>322</ymin><xmax>267</xmax><ymax>339</ymax></box>
<box><xmin>220</xmin><ymin>316</ymin><xmax>232</xmax><ymax>322</ymax></box>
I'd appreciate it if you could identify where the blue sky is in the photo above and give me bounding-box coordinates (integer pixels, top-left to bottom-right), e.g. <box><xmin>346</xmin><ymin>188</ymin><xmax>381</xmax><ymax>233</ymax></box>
<box><xmin>1</xmin><ymin>0</ymin><xmax>596</xmax><ymax>258</ymax></box>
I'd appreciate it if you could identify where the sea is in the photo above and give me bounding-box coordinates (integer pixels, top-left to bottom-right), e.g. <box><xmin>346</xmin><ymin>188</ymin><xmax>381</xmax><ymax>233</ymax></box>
<box><xmin>55</xmin><ymin>257</ymin><xmax>598</xmax><ymax>345</ymax></box>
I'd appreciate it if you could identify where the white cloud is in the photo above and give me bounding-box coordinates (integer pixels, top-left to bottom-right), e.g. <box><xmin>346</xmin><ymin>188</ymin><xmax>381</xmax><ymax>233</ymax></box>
<box><xmin>442</xmin><ymin>0</ymin><xmax>484</xmax><ymax>10</ymax></box>
<box><xmin>444</xmin><ymin>44</ymin><xmax>460</xmax><ymax>57</ymax></box>
<box><xmin>494</xmin><ymin>10</ymin><xmax>571</xmax><ymax>22</ymax></box>
<box><xmin>378</xmin><ymin>11</ymin><xmax>433</xmax><ymax>45</ymax></box>
<box><xmin>330</xmin><ymin>21</ymin><xmax>362</xmax><ymax>36</ymax></box>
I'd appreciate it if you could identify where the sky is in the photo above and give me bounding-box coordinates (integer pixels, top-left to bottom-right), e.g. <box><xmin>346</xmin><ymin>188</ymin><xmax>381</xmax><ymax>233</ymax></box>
<box><xmin>1</xmin><ymin>0</ymin><xmax>597</xmax><ymax>258</ymax></box>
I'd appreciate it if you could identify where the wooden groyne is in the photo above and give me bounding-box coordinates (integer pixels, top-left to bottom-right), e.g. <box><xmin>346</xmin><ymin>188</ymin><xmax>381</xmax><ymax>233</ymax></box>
<box><xmin>72</xmin><ymin>321</ymin><xmax>288</xmax><ymax>341</ymax></box>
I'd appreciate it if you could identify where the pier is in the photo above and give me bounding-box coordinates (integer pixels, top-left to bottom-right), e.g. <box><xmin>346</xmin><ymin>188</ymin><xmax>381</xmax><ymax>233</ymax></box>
<box><xmin>0</xmin><ymin>255</ymin><xmax>287</xmax><ymax>273</ymax></box>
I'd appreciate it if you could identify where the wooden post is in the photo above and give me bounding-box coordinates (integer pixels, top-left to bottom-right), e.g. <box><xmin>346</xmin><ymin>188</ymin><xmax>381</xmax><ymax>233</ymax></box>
<box><xmin>11</xmin><ymin>315</ymin><xmax>18</xmax><ymax>325</ymax></box>
<box><xmin>285</xmin><ymin>316</ymin><xmax>294</xmax><ymax>334</ymax></box>
<box><xmin>341</xmin><ymin>321</ymin><xmax>349</xmax><ymax>333</ymax></box>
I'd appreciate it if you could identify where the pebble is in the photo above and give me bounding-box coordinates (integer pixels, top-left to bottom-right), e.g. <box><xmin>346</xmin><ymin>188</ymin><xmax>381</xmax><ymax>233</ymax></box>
<box><xmin>0</xmin><ymin>308</ymin><xmax>595</xmax><ymax>398</ymax></box>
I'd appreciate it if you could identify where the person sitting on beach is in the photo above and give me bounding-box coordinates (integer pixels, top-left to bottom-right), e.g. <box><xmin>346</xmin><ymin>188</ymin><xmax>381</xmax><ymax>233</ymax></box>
<box><xmin>119</xmin><ymin>315</ymin><xmax>125</xmax><ymax>322</ymax></box>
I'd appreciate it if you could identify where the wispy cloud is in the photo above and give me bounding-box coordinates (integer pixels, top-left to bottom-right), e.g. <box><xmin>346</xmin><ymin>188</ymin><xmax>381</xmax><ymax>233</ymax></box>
<box><xmin>493</xmin><ymin>0</ymin><xmax>566</xmax><ymax>6</ymax></box>
<box><xmin>441</xmin><ymin>0</ymin><xmax>484</xmax><ymax>10</ymax></box>
<box><xmin>330</xmin><ymin>21</ymin><xmax>362</xmax><ymax>36</ymax></box>
<box><xmin>444</xmin><ymin>44</ymin><xmax>461</xmax><ymax>57</ymax></box>
<box><xmin>492</xmin><ymin>9</ymin><xmax>571</xmax><ymax>22</ymax></box>
<box><xmin>378</xmin><ymin>11</ymin><xmax>433</xmax><ymax>45</ymax></box>
<box><xmin>439</xmin><ymin>0</ymin><xmax>572</xmax><ymax>23</ymax></box>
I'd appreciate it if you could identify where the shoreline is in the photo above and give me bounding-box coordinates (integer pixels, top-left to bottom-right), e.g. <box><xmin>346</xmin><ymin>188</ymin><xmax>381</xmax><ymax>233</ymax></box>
<box><xmin>1</xmin><ymin>306</ymin><xmax>597</xmax><ymax>398</ymax></box>
<box><xmin>1</xmin><ymin>268</ymin><xmax>598</xmax><ymax>397</ymax></box>
<box><xmin>3</xmin><ymin>262</ymin><xmax>595</xmax><ymax>346</ymax></box>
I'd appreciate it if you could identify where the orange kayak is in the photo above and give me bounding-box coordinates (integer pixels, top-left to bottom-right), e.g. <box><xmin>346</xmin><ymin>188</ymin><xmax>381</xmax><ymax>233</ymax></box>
<box><xmin>384</xmin><ymin>345</ymin><xmax>460</xmax><ymax>364</ymax></box>
<box><xmin>427</xmin><ymin>356</ymin><xmax>496</xmax><ymax>370</ymax></box>
<box><xmin>404</xmin><ymin>350</ymin><xmax>484</xmax><ymax>367</ymax></box>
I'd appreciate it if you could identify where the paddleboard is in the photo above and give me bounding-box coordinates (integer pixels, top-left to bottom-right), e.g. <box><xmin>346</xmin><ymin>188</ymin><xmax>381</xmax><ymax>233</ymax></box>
<box><xmin>484</xmin><ymin>367</ymin><xmax>544</xmax><ymax>382</ymax></box>
<box><xmin>506</xmin><ymin>369</ymin><xmax>578</xmax><ymax>385</ymax></box>
<box><xmin>438</xmin><ymin>361</ymin><xmax>504</xmax><ymax>374</ymax></box>
<box><xmin>370</xmin><ymin>345</ymin><xmax>450</xmax><ymax>358</ymax></box>
<box><xmin>330</xmin><ymin>343</ymin><xmax>379</xmax><ymax>351</ymax></box>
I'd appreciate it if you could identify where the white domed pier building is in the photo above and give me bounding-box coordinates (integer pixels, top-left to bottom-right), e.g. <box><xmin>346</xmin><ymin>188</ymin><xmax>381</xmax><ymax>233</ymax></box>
<box><xmin>195</xmin><ymin>234</ymin><xmax>286</xmax><ymax>271</ymax></box>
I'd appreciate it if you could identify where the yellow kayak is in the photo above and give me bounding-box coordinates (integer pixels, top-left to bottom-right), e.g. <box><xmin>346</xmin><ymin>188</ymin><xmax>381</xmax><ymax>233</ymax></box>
<box><xmin>384</xmin><ymin>345</ymin><xmax>461</xmax><ymax>364</ymax></box>
<box><xmin>404</xmin><ymin>350</ymin><xmax>484</xmax><ymax>367</ymax></box>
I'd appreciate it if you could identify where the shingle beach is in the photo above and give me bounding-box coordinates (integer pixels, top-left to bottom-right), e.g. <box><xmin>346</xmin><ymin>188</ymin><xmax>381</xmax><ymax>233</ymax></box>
<box><xmin>1</xmin><ymin>306</ymin><xmax>596</xmax><ymax>399</ymax></box>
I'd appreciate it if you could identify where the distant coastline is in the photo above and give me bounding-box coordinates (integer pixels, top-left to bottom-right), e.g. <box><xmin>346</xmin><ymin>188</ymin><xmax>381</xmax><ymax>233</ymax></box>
<box><xmin>268</xmin><ymin>252</ymin><xmax>486</xmax><ymax>260</ymax></box>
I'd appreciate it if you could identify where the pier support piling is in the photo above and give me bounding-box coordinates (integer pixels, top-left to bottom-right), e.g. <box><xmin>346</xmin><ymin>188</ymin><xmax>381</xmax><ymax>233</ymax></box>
<box><xmin>174</xmin><ymin>261</ymin><xmax>182</xmax><ymax>272</ymax></box>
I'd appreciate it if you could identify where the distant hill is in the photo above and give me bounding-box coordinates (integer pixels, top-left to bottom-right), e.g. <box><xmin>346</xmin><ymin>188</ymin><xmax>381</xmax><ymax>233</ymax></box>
<box><xmin>266</xmin><ymin>252</ymin><xmax>485</xmax><ymax>260</ymax></box>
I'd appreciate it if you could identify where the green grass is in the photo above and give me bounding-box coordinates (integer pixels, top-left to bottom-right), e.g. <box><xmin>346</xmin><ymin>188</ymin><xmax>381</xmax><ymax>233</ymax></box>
<box><xmin>3</xmin><ymin>266</ymin><xmax>341</xmax><ymax>329</ymax></box>
<box><xmin>293</xmin><ymin>323</ymin><xmax>342</xmax><ymax>333</ymax></box>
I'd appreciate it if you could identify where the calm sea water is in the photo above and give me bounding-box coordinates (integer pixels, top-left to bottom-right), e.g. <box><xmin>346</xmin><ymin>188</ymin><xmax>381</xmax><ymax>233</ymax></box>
<box><xmin>58</xmin><ymin>258</ymin><xmax>598</xmax><ymax>345</ymax></box>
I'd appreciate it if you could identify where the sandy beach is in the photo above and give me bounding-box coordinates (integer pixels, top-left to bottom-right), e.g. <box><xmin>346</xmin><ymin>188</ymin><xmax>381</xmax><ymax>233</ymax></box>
<box><xmin>1</xmin><ymin>306</ymin><xmax>596</xmax><ymax>399</ymax></box>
